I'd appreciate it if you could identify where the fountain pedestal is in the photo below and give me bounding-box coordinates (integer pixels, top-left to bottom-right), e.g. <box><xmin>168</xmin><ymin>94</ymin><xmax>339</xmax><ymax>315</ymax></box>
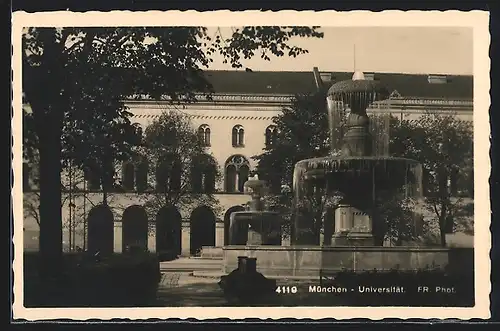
<box><xmin>228</xmin><ymin>176</ymin><xmax>282</xmax><ymax>246</ymax></box>
<box><xmin>331</xmin><ymin>204</ymin><xmax>374</xmax><ymax>246</ymax></box>
<box><xmin>220</xmin><ymin>177</ymin><xmax>279</xmax><ymax>302</ymax></box>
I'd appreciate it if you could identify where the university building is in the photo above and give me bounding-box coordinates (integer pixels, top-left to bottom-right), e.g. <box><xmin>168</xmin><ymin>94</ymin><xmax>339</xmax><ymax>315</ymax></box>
<box><xmin>22</xmin><ymin>68</ymin><xmax>474</xmax><ymax>255</ymax></box>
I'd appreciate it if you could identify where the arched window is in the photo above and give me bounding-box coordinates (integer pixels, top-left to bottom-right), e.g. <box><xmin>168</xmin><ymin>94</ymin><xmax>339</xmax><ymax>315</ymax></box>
<box><xmin>265</xmin><ymin>125</ymin><xmax>278</xmax><ymax>147</ymax></box>
<box><xmin>122</xmin><ymin>162</ymin><xmax>135</xmax><ymax>191</ymax></box>
<box><xmin>84</xmin><ymin>167</ymin><xmax>101</xmax><ymax>191</ymax></box>
<box><xmin>191</xmin><ymin>155</ymin><xmax>217</xmax><ymax>193</ymax></box>
<box><xmin>198</xmin><ymin>124</ymin><xmax>211</xmax><ymax>147</ymax></box>
<box><xmin>155</xmin><ymin>156</ymin><xmax>182</xmax><ymax>192</ymax></box>
<box><xmin>135</xmin><ymin>158</ymin><xmax>149</xmax><ymax>192</ymax></box>
<box><xmin>225</xmin><ymin>155</ymin><xmax>250</xmax><ymax>193</ymax></box>
<box><xmin>232</xmin><ymin>125</ymin><xmax>245</xmax><ymax>147</ymax></box>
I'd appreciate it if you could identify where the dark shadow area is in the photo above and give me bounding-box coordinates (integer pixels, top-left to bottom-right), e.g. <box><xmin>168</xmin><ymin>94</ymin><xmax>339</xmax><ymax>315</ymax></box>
<box><xmin>317</xmin><ymin>268</ymin><xmax>474</xmax><ymax>307</ymax></box>
<box><xmin>87</xmin><ymin>204</ymin><xmax>114</xmax><ymax>255</ymax></box>
<box><xmin>23</xmin><ymin>252</ymin><xmax>161</xmax><ymax>307</ymax></box>
<box><xmin>156</xmin><ymin>282</ymin><xmax>228</xmax><ymax>307</ymax></box>
<box><xmin>156</xmin><ymin>206</ymin><xmax>182</xmax><ymax>261</ymax></box>
<box><xmin>122</xmin><ymin>205</ymin><xmax>148</xmax><ymax>252</ymax></box>
<box><xmin>189</xmin><ymin>206</ymin><xmax>216</xmax><ymax>255</ymax></box>
<box><xmin>317</xmin><ymin>247</ymin><xmax>475</xmax><ymax>307</ymax></box>
<box><xmin>224</xmin><ymin>205</ymin><xmax>245</xmax><ymax>245</ymax></box>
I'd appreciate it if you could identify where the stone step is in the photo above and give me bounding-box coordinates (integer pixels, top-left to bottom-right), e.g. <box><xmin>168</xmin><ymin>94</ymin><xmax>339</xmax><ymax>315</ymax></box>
<box><xmin>159</xmin><ymin>257</ymin><xmax>223</xmax><ymax>272</ymax></box>
<box><xmin>200</xmin><ymin>246</ymin><xmax>224</xmax><ymax>259</ymax></box>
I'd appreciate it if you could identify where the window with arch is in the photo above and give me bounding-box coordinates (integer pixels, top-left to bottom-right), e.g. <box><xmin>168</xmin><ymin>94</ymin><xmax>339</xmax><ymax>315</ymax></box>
<box><xmin>135</xmin><ymin>158</ymin><xmax>149</xmax><ymax>192</ymax></box>
<box><xmin>191</xmin><ymin>155</ymin><xmax>217</xmax><ymax>193</ymax></box>
<box><xmin>84</xmin><ymin>166</ymin><xmax>101</xmax><ymax>190</ymax></box>
<box><xmin>225</xmin><ymin>155</ymin><xmax>250</xmax><ymax>193</ymax></box>
<box><xmin>265</xmin><ymin>125</ymin><xmax>278</xmax><ymax>147</ymax></box>
<box><xmin>122</xmin><ymin>161</ymin><xmax>135</xmax><ymax>191</ymax></box>
<box><xmin>121</xmin><ymin>157</ymin><xmax>149</xmax><ymax>192</ymax></box>
<box><xmin>198</xmin><ymin>124</ymin><xmax>211</xmax><ymax>147</ymax></box>
<box><xmin>155</xmin><ymin>156</ymin><xmax>182</xmax><ymax>192</ymax></box>
<box><xmin>232</xmin><ymin>125</ymin><xmax>245</xmax><ymax>147</ymax></box>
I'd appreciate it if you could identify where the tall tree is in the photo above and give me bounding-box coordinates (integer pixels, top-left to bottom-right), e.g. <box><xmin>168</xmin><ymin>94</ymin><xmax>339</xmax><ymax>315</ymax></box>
<box><xmin>138</xmin><ymin>110</ymin><xmax>222</xmax><ymax>219</ymax></box>
<box><xmin>21</xmin><ymin>27</ymin><xmax>323</xmax><ymax>274</ymax></box>
<box><xmin>253</xmin><ymin>89</ymin><xmax>332</xmax><ymax>190</ymax></box>
<box><xmin>255</xmin><ymin>95</ymin><xmax>473</xmax><ymax>246</ymax></box>
<box><xmin>389</xmin><ymin>112</ymin><xmax>474</xmax><ymax>246</ymax></box>
<box><xmin>254</xmin><ymin>89</ymin><xmax>346</xmax><ymax>243</ymax></box>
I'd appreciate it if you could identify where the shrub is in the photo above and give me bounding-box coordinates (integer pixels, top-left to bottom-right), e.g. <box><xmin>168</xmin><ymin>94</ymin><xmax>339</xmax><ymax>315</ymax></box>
<box><xmin>23</xmin><ymin>252</ymin><xmax>161</xmax><ymax>307</ymax></box>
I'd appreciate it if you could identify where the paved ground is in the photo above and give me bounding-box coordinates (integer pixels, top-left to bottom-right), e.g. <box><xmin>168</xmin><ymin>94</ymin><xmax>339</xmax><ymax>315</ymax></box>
<box><xmin>154</xmin><ymin>271</ymin><xmax>333</xmax><ymax>307</ymax></box>
<box><xmin>159</xmin><ymin>257</ymin><xmax>223</xmax><ymax>272</ymax></box>
<box><xmin>156</xmin><ymin>272</ymin><xmax>228</xmax><ymax>306</ymax></box>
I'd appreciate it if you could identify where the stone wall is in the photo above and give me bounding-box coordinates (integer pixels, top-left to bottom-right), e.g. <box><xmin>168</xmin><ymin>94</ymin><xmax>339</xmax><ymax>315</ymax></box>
<box><xmin>222</xmin><ymin>245</ymin><xmax>472</xmax><ymax>277</ymax></box>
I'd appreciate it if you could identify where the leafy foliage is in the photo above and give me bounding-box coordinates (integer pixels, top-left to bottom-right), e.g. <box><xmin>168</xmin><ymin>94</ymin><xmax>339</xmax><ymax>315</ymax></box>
<box><xmin>254</xmin><ymin>90</ymin><xmax>473</xmax><ymax>246</ymax></box>
<box><xmin>137</xmin><ymin>110</ymin><xmax>222</xmax><ymax>221</ymax></box>
<box><xmin>21</xmin><ymin>26</ymin><xmax>323</xmax><ymax>262</ymax></box>
<box><xmin>389</xmin><ymin>112</ymin><xmax>474</xmax><ymax>246</ymax></box>
<box><xmin>209</xmin><ymin>26</ymin><xmax>323</xmax><ymax>67</ymax></box>
<box><xmin>253</xmin><ymin>89</ymin><xmax>332</xmax><ymax>191</ymax></box>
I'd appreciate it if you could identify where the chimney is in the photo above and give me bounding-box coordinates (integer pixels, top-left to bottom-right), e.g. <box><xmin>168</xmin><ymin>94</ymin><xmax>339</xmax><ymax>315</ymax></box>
<box><xmin>427</xmin><ymin>74</ymin><xmax>448</xmax><ymax>84</ymax></box>
<box><xmin>364</xmin><ymin>73</ymin><xmax>375</xmax><ymax>81</ymax></box>
<box><xmin>320</xmin><ymin>72</ymin><xmax>333</xmax><ymax>83</ymax></box>
<box><xmin>313</xmin><ymin>67</ymin><xmax>323</xmax><ymax>90</ymax></box>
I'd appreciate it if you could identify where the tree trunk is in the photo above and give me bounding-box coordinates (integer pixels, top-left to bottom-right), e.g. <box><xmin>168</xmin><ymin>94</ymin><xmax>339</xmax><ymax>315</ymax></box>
<box><xmin>440</xmin><ymin>224</ymin><xmax>447</xmax><ymax>247</ymax></box>
<box><xmin>38</xmin><ymin>134</ymin><xmax>63</xmax><ymax>278</ymax></box>
<box><xmin>439</xmin><ymin>205</ymin><xmax>448</xmax><ymax>247</ymax></box>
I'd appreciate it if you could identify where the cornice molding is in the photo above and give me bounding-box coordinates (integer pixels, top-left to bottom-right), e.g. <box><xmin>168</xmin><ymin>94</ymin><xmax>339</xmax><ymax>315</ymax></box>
<box><xmin>125</xmin><ymin>93</ymin><xmax>473</xmax><ymax>111</ymax></box>
<box><xmin>132</xmin><ymin>114</ymin><xmax>275</xmax><ymax>120</ymax></box>
<box><xmin>126</xmin><ymin>103</ymin><xmax>283</xmax><ymax>112</ymax></box>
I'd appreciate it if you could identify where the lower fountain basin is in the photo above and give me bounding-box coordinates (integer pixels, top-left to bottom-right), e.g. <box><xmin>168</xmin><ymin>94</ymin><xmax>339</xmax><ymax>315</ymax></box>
<box><xmin>294</xmin><ymin>156</ymin><xmax>422</xmax><ymax>198</ymax></box>
<box><xmin>222</xmin><ymin>245</ymin><xmax>473</xmax><ymax>278</ymax></box>
<box><xmin>229</xmin><ymin>211</ymin><xmax>282</xmax><ymax>246</ymax></box>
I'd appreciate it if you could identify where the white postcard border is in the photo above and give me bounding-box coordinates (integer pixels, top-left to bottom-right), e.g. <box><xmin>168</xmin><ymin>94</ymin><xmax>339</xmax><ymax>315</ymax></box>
<box><xmin>11</xmin><ymin>9</ymin><xmax>491</xmax><ymax>320</ymax></box>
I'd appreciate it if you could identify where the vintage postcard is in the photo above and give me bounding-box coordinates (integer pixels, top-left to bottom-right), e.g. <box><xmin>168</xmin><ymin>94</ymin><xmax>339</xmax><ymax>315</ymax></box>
<box><xmin>11</xmin><ymin>10</ymin><xmax>491</xmax><ymax>320</ymax></box>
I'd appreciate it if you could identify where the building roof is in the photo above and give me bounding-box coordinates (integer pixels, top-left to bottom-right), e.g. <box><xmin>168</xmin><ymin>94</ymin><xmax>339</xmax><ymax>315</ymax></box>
<box><xmin>202</xmin><ymin>70</ymin><xmax>473</xmax><ymax>100</ymax></box>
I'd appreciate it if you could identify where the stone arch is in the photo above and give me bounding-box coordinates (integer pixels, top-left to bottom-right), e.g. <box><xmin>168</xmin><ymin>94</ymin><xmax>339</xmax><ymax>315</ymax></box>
<box><xmin>156</xmin><ymin>206</ymin><xmax>182</xmax><ymax>260</ymax></box>
<box><xmin>87</xmin><ymin>204</ymin><xmax>114</xmax><ymax>255</ymax></box>
<box><xmin>223</xmin><ymin>205</ymin><xmax>246</xmax><ymax>245</ymax></box>
<box><xmin>224</xmin><ymin>154</ymin><xmax>250</xmax><ymax>193</ymax></box>
<box><xmin>189</xmin><ymin>206</ymin><xmax>216</xmax><ymax>255</ymax></box>
<box><xmin>122</xmin><ymin>205</ymin><xmax>149</xmax><ymax>253</ymax></box>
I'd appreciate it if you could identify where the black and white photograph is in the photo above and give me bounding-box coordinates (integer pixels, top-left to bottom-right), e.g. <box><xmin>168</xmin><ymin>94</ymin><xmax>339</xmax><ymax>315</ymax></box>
<box><xmin>11</xmin><ymin>10</ymin><xmax>491</xmax><ymax>320</ymax></box>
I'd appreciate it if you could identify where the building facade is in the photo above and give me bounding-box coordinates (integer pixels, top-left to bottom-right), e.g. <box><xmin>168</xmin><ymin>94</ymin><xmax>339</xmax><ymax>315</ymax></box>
<box><xmin>22</xmin><ymin>69</ymin><xmax>474</xmax><ymax>255</ymax></box>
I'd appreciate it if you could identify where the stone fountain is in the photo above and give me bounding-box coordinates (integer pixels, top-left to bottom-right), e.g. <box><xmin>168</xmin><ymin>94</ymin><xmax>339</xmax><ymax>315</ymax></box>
<box><xmin>228</xmin><ymin>174</ymin><xmax>282</xmax><ymax>246</ymax></box>
<box><xmin>293</xmin><ymin>71</ymin><xmax>422</xmax><ymax>246</ymax></box>
<box><xmin>220</xmin><ymin>71</ymin><xmax>459</xmax><ymax>279</ymax></box>
<box><xmin>219</xmin><ymin>175</ymin><xmax>278</xmax><ymax>300</ymax></box>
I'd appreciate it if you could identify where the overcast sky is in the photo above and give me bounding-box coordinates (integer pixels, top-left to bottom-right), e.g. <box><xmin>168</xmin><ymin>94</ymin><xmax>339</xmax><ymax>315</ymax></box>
<box><xmin>207</xmin><ymin>27</ymin><xmax>473</xmax><ymax>75</ymax></box>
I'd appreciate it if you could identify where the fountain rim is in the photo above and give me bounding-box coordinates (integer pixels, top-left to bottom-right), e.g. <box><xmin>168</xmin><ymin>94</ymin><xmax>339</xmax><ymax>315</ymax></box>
<box><xmin>243</xmin><ymin>179</ymin><xmax>268</xmax><ymax>187</ymax></box>
<box><xmin>327</xmin><ymin>79</ymin><xmax>390</xmax><ymax>98</ymax></box>
<box><xmin>294</xmin><ymin>155</ymin><xmax>421</xmax><ymax>167</ymax></box>
<box><xmin>231</xmin><ymin>210</ymin><xmax>280</xmax><ymax>215</ymax></box>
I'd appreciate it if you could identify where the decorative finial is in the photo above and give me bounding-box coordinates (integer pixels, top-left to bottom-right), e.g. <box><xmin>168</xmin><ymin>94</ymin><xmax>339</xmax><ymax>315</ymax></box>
<box><xmin>353</xmin><ymin>44</ymin><xmax>356</xmax><ymax>72</ymax></box>
<box><xmin>352</xmin><ymin>44</ymin><xmax>365</xmax><ymax>81</ymax></box>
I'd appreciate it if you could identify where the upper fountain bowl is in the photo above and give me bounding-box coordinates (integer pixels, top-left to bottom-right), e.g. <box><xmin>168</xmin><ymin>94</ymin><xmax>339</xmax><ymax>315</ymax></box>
<box><xmin>243</xmin><ymin>175</ymin><xmax>269</xmax><ymax>196</ymax></box>
<box><xmin>327</xmin><ymin>79</ymin><xmax>389</xmax><ymax>98</ymax></box>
